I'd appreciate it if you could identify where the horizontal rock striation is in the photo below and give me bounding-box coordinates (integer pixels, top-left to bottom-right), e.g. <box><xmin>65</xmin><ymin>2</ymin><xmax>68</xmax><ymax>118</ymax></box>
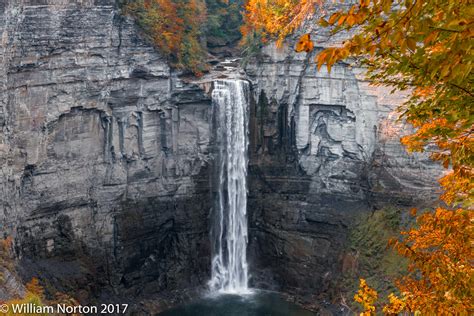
<box><xmin>0</xmin><ymin>0</ymin><xmax>212</xmax><ymax>302</ymax></box>
<box><xmin>245</xmin><ymin>39</ymin><xmax>443</xmax><ymax>302</ymax></box>
<box><xmin>0</xmin><ymin>0</ymin><xmax>445</xmax><ymax>310</ymax></box>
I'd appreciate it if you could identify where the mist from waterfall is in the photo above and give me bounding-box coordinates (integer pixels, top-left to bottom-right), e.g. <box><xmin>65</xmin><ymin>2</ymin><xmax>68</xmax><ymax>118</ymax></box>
<box><xmin>209</xmin><ymin>79</ymin><xmax>250</xmax><ymax>294</ymax></box>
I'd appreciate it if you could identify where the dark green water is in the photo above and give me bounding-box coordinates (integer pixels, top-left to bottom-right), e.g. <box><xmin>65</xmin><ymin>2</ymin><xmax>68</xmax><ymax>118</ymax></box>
<box><xmin>158</xmin><ymin>291</ymin><xmax>316</xmax><ymax>316</ymax></box>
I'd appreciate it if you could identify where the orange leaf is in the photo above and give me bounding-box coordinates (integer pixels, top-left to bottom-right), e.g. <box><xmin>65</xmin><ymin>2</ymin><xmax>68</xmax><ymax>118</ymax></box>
<box><xmin>295</xmin><ymin>33</ymin><xmax>314</xmax><ymax>53</ymax></box>
<box><xmin>329</xmin><ymin>13</ymin><xmax>339</xmax><ymax>24</ymax></box>
<box><xmin>338</xmin><ymin>15</ymin><xmax>347</xmax><ymax>26</ymax></box>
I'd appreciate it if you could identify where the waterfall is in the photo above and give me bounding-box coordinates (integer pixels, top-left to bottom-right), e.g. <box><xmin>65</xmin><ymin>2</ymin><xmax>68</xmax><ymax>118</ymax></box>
<box><xmin>209</xmin><ymin>79</ymin><xmax>250</xmax><ymax>294</ymax></box>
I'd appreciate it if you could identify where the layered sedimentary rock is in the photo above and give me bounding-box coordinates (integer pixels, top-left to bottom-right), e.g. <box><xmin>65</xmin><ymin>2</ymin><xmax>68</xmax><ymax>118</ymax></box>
<box><xmin>245</xmin><ymin>39</ymin><xmax>443</xmax><ymax>301</ymax></box>
<box><xmin>0</xmin><ymin>0</ymin><xmax>445</xmax><ymax>310</ymax></box>
<box><xmin>0</xmin><ymin>0</ymin><xmax>212</xmax><ymax>301</ymax></box>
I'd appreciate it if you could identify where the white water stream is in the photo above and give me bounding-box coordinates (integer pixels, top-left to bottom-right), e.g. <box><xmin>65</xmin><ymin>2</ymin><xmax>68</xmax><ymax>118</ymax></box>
<box><xmin>209</xmin><ymin>79</ymin><xmax>250</xmax><ymax>294</ymax></box>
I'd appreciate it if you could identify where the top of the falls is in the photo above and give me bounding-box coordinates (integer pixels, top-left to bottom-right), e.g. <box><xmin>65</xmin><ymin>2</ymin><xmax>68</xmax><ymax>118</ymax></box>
<box><xmin>189</xmin><ymin>58</ymin><xmax>249</xmax><ymax>96</ymax></box>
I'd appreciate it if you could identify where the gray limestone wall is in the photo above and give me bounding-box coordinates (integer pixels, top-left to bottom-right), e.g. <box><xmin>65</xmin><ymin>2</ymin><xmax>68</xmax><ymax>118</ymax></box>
<box><xmin>0</xmin><ymin>0</ymin><xmax>212</xmax><ymax>301</ymax></box>
<box><xmin>245</xmin><ymin>38</ymin><xmax>443</xmax><ymax>302</ymax></box>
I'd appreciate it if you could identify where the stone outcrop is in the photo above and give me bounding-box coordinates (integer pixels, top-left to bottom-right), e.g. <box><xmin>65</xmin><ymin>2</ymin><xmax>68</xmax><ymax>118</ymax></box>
<box><xmin>0</xmin><ymin>0</ymin><xmax>212</xmax><ymax>303</ymax></box>
<box><xmin>245</xmin><ymin>40</ymin><xmax>442</xmax><ymax>303</ymax></box>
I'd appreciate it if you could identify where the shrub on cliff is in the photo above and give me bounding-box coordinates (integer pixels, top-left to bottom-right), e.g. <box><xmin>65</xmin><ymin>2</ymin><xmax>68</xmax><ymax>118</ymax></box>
<box><xmin>0</xmin><ymin>239</ymin><xmax>81</xmax><ymax>315</ymax></box>
<box><xmin>0</xmin><ymin>237</ymin><xmax>13</xmax><ymax>282</ymax></box>
<box><xmin>123</xmin><ymin>0</ymin><xmax>208</xmax><ymax>76</ymax></box>
<box><xmin>2</xmin><ymin>278</ymin><xmax>81</xmax><ymax>316</ymax></box>
<box><xmin>122</xmin><ymin>0</ymin><xmax>244</xmax><ymax>76</ymax></box>
<box><xmin>342</xmin><ymin>208</ymin><xmax>408</xmax><ymax>310</ymax></box>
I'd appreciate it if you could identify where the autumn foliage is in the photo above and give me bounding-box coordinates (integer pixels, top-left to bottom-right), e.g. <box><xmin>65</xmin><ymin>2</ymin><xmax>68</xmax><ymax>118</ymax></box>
<box><xmin>388</xmin><ymin>208</ymin><xmax>473</xmax><ymax>314</ymax></box>
<box><xmin>241</xmin><ymin>0</ymin><xmax>319</xmax><ymax>45</ymax></box>
<box><xmin>206</xmin><ymin>0</ymin><xmax>243</xmax><ymax>47</ymax></box>
<box><xmin>354</xmin><ymin>279</ymin><xmax>378</xmax><ymax>315</ymax></box>
<box><xmin>123</xmin><ymin>0</ymin><xmax>245</xmax><ymax>75</ymax></box>
<box><xmin>317</xmin><ymin>1</ymin><xmax>473</xmax><ymax>210</ymax></box>
<box><xmin>294</xmin><ymin>34</ymin><xmax>314</xmax><ymax>53</ymax></box>
<box><xmin>0</xmin><ymin>236</ymin><xmax>13</xmax><ymax>282</ymax></box>
<box><xmin>2</xmin><ymin>278</ymin><xmax>81</xmax><ymax>316</ymax></box>
<box><xmin>124</xmin><ymin>0</ymin><xmax>208</xmax><ymax>75</ymax></box>
<box><xmin>242</xmin><ymin>0</ymin><xmax>473</xmax><ymax>314</ymax></box>
<box><xmin>0</xmin><ymin>238</ymin><xmax>80</xmax><ymax>315</ymax></box>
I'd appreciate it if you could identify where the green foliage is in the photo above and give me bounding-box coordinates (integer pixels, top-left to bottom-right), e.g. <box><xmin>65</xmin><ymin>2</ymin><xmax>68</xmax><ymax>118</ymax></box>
<box><xmin>206</xmin><ymin>0</ymin><xmax>243</xmax><ymax>47</ymax></box>
<box><xmin>343</xmin><ymin>208</ymin><xmax>408</xmax><ymax>309</ymax></box>
<box><xmin>5</xmin><ymin>292</ymin><xmax>48</xmax><ymax>316</ymax></box>
<box><xmin>239</xmin><ymin>29</ymin><xmax>265</xmax><ymax>66</ymax></box>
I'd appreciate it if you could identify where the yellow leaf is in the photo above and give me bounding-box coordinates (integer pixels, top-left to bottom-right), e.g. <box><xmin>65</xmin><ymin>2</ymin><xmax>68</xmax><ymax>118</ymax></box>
<box><xmin>441</xmin><ymin>64</ymin><xmax>450</xmax><ymax>78</ymax></box>
<box><xmin>369</xmin><ymin>45</ymin><xmax>376</xmax><ymax>55</ymax></box>
<box><xmin>319</xmin><ymin>17</ymin><xmax>329</xmax><ymax>27</ymax></box>
<box><xmin>347</xmin><ymin>14</ymin><xmax>356</xmax><ymax>26</ymax></box>
<box><xmin>349</xmin><ymin>5</ymin><xmax>356</xmax><ymax>15</ymax></box>
<box><xmin>383</xmin><ymin>0</ymin><xmax>391</xmax><ymax>13</ymax></box>
<box><xmin>407</xmin><ymin>38</ymin><xmax>417</xmax><ymax>51</ymax></box>
<box><xmin>295</xmin><ymin>33</ymin><xmax>314</xmax><ymax>53</ymax></box>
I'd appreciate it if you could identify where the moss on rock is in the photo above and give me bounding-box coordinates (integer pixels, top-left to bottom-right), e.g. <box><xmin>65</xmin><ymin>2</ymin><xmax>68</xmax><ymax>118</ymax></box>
<box><xmin>341</xmin><ymin>208</ymin><xmax>408</xmax><ymax>309</ymax></box>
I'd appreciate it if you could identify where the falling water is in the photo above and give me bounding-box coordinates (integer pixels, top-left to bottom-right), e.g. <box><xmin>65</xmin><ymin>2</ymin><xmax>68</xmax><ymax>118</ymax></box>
<box><xmin>209</xmin><ymin>79</ymin><xmax>250</xmax><ymax>294</ymax></box>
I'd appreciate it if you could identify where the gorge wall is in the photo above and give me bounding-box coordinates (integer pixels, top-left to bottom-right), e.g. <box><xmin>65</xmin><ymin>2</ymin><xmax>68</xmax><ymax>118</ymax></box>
<box><xmin>245</xmin><ymin>38</ymin><xmax>442</xmax><ymax>302</ymax></box>
<box><xmin>0</xmin><ymin>0</ymin><xmax>443</xmax><ymax>311</ymax></box>
<box><xmin>0</xmin><ymin>0</ymin><xmax>212</xmax><ymax>303</ymax></box>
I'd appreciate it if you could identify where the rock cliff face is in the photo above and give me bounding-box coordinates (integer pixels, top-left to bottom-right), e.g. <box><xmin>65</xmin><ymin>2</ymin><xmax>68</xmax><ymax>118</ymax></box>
<box><xmin>0</xmin><ymin>0</ymin><xmax>443</xmax><ymax>310</ymax></box>
<box><xmin>0</xmin><ymin>0</ymin><xmax>212</xmax><ymax>302</ymax></box>
<box><xmin>245</xmin><ymin>41</ymin><xmax>442</xmax><ymax>302</ymax></box>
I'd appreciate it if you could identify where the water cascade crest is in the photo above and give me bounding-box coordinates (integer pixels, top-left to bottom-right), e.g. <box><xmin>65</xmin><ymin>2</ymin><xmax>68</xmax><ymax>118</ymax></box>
<box><xmin>209</xmin><ymin>79</ymin><xmax>250</xmax><ymax>294</ymax></box>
